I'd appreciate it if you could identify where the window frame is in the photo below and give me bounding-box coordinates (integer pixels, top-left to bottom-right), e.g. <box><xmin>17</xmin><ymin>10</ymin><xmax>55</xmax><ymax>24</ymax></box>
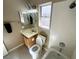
<box><xmin>39</xmin><ymin>2</ymin><xmax>53</xmax><ymax>30</ymax></box>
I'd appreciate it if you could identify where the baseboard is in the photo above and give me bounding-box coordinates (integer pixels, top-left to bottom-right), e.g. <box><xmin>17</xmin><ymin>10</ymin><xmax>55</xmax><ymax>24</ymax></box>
<box><xmin>8</xmin><ymin>43</ymin><xmax>24</xmax><ymax>53</ymax></box>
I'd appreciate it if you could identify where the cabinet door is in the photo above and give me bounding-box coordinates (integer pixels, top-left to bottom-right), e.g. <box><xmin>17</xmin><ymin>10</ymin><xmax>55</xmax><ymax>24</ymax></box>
<box><xmin>24</xmin><ymin>37</ymin><xmax>28</xmax><ymax>47</ymax></box>
<box><xmin>24</xmin><ymin>36</ymin><xmax>36</xmax><ymax>48</ymax></box>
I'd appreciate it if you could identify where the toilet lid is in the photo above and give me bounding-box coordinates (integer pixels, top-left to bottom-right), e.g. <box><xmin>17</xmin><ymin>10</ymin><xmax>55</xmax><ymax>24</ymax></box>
<box><xmin>36</xmin><ymin>35</ymin><xmax>46</xmax><ymax>46</ymax></box>
<box><xmin>29</xmin><ymin>44</ymin><xmax>41</xmax><ymax>54</ymax></box>
<box><xmin>32</xmin><ymin>46</ymin><xmax>39</xmax><ymax>52</ymax></box>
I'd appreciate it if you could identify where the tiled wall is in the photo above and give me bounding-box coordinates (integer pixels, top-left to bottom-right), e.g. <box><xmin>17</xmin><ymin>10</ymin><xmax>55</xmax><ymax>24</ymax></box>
<box><xmin>48</xmin><ymin>0</ymin><xmax>76</xmax><ymax>58</ymax></box>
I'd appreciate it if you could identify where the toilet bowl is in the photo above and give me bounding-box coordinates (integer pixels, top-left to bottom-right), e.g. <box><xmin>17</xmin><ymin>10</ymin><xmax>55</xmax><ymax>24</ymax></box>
<box><xmin>29</xmin><ymin>35</ymin><xmax>46</xmax><ymax>59</ymax></box>
<box><xmin>29</xmin><ymin>44</ymin><xmax>41</xmax><ymax>59</ymax></box>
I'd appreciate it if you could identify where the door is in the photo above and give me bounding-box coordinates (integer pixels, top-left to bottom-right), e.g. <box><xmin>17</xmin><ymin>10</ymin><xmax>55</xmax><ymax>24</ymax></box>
<box><xmin>3</xmin><ymin>43</ymin><xmax>8</xmax><ymax>56</ymax></box>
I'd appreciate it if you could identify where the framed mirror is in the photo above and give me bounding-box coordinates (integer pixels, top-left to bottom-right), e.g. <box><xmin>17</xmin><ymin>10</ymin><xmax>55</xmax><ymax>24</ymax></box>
<box><xmin>19</xmin><ymin>9</ymin><xmax>38</xmax><ymax>28</ymax></box>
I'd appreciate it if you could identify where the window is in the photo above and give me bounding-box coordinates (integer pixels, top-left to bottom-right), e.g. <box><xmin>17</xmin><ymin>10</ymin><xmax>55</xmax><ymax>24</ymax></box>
<box><xmin>39</xmin><ymin>2</ymin><xmax>52</xmax><ymax>29</ymax></box>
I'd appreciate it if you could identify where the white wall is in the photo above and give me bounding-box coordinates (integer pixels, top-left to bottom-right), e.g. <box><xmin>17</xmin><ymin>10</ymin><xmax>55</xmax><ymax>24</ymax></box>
<box><xmin>71</xmin><ymin>50</ymin><xmax>76</xmax><ymax>59</ymax></box>
<box><xmin>48</xmin><ymin>0</ymin><xmax>76</xmax><ymax>58</ymax></box>
<box><xmin>3</xmin><ymin>0</ymin><xmax>28</xmax><ymax>50</ymax></box>
<box><xmin>3</xmin><ymin>22</ymin><xmax>24</xmax><ymax>50</ymax></box>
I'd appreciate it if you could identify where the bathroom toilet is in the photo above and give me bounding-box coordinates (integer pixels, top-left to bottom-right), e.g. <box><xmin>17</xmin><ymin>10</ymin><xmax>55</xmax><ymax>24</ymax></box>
<box><xmin>29</xmin><ymin>35</ymin><xmax>46</xmax><ymax>59</ymax></box>
<box><xmin>29</xmin><ymin>44</ymin><xmax>41</xmax><ymax>59</ymax></box>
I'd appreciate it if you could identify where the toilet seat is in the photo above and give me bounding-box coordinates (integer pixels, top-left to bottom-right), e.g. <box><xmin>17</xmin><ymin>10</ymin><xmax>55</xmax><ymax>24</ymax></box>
<box><xmin>29</xmin><ymin>44</ymin><xmax>41</xmax><ymax>54</ymax></box>
<box><xmin>29</xmin><ymin>44</ymin><xmax>41</xmax><ymax>59</ymax></box>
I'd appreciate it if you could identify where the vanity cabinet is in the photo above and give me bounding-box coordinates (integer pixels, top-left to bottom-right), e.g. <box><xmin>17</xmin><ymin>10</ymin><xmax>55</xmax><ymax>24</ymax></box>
<box><xmin>23</xmin><ymin>35</ymin><xmax>37</xmax><ymax>48</ymax></box>
<box><xmin>20</xmin><ymin>28</ymin><xmax>38</xmax><ymax>48</ymax></box>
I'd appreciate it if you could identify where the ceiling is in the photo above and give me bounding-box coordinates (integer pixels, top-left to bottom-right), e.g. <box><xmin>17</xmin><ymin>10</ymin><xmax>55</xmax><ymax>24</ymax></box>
<box><xmin>3</xmin><ymin>0</ymin><xmax>65</xmax><ymax>22</ymax></box>
<box><xmin>27</xmin><ymin>0</ymin><xmax>65</xmax><ymax>6</ymax></box>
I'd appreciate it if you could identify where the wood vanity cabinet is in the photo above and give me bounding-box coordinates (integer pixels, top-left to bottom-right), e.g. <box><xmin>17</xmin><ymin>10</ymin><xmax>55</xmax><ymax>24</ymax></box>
<box><xmin>23</xmin><ymin>35</ymin><xmax>37</xmax><ymax>48</ymax></box>
<box><xmin>20</xmin><ymin>28</ymin><xmax>38</xmax><ymax>48</ymax></box>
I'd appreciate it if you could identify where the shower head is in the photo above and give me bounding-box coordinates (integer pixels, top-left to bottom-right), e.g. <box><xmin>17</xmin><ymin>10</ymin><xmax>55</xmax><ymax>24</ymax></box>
<box><xmin>69</xmin><ymin>1</ymin><xmax>76</xmax><ymax>9</ymax></box>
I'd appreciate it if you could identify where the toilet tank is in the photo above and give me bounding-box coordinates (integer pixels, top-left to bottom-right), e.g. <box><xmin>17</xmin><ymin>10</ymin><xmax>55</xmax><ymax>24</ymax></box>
<box><xmin>36</xmin><ymin>35</ymin><xmax>46</xmax><ymax>47</ymax></box>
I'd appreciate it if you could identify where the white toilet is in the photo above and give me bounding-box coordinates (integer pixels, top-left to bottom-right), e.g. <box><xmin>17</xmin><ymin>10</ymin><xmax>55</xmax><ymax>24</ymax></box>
<box><xmin>29</xmin><ymin>35</ymin><xmax>46</xmax><ymax>59</ymax></box>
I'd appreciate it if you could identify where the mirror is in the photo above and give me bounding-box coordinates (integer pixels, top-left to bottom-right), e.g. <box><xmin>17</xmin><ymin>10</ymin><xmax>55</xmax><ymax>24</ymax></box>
<box><xmin>19</xmin><ymin>9</ymin><xmax>38</xmax><ymax>29</ymax></box>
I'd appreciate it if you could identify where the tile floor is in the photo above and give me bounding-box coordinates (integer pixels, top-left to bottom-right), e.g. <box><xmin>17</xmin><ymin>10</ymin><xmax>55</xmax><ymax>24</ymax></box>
<box><xmin>3</xmin><ymin>45</ymin><xmax>32</xmax><ymax>59</ymax></box>
<box><xmin>3</xmin><ymin>45</ymin><xmax>46</xmax><ymax>59</ymax></box>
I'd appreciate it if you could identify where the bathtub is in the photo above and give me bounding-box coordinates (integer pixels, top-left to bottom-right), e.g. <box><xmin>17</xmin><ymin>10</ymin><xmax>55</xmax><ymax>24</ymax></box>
<box><xmin>42</xmin><ymin>48</ymin><xmax>69</xmax><ymax>59</ymax></box>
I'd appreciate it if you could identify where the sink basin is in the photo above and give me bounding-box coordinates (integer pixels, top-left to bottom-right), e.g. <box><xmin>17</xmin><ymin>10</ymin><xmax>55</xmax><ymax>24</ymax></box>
<box><xmin>20</xmin><ymin>28</ymin><xmax>38</xmax><ymax>38</ymax></box>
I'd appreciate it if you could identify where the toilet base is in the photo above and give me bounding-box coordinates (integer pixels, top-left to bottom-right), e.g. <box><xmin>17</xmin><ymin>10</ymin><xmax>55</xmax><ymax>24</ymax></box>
<box><xmin>32</xmin><ymin>54</ymin><xmax>39</xmax><ymax>59</ymax></box>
